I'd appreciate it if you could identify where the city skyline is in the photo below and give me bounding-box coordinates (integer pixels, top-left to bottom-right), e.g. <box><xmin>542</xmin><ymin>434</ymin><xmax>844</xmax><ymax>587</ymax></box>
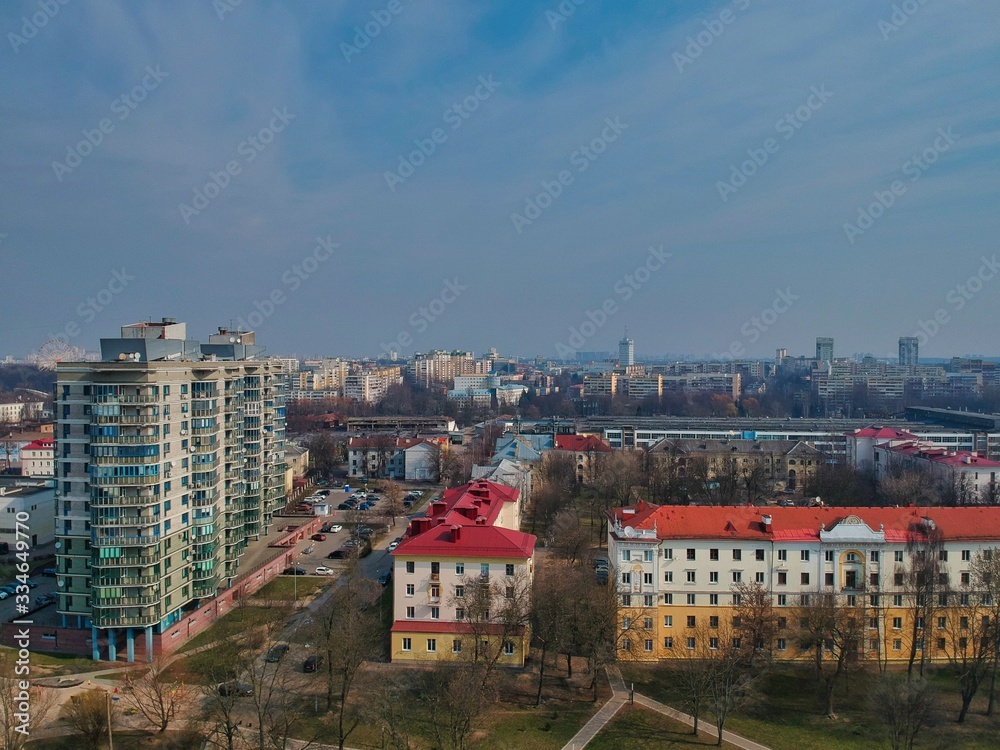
<box><xmin>2</xmin><ymin>1</ymin><xmax>999</xmax><ymax>360</ymax></box>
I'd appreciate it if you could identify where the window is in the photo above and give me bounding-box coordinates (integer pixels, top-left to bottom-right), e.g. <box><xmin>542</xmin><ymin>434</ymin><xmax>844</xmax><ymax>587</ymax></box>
<box><xmin>756</xmin><ymin>549</ymin><xmax>765</xmax><ymax>561</ymax></box>
<box><xmin>427</xmin><ymin>639</ymin><xmax>436</xmax><ymax>653</ymax></box>
<box><xmin>895</xmin><ymin>550</ymin><xmax>904</xmax><ymax>562</ymax></box>
<box><xmin>894</xmin><ymin>594</ymin><xmax>903</xmax><ymax>607</ymax></box>
<box><xmin>871</xmin><ymin>551</ymin><xmax>880</xmax><ymax>562</ymax></box>
<box><xmin>687</xmin><ymin>594</ymin><xmax>696</xmax><ymax>605</ymax></box>
<box><xmin>800</xmin><ymin>594</ymin><xmax>810</xmax><ymax>606</ymax></box>
<box><xmin>402</xmin><ymin>638</ymin><xmax>412</xmax><ymax>651</ymax></box>
<box><xmin>664</xmin><ymin>593</ymin><xmax>673</xmax><ymax>605</ymax></box>
<box><xmin>962</xmin><ymin>549</ymin><xmax>971</xmax><ymax>562</ymax></box>
<box><xmin>622</xmin><ymin>572</ymin><xmax>632</xmax><ymax>585</ymax></box>
<box><xmin>825</xmin><ymin>572</ymin><xmax>834</xmax><ymax>587</ymax></box>
<box><xmin>732</xmin><ymin>571</ymin><xmax>742</xmax><ymax>583</ymax></box>
<box><xmin>801</xmin><ymin>550</ymin><xmax>810</xmax><ymax>561</ymax></box>
<box><xmin>664</xmin><ymin>571</ymin><xmax>673</xmax><ymax>583</ymax></box>
<box><xmin>406</xmin><ymin>561</ymin><xmax>415</xmax><ymax>574</ymax></box>
<box><xmin>870</xmin><ymin>594</ymin><xmax>880</xmax><ymax>607</ymax></box>
<box><xmin>777</xmin><ymin>594</ymin><xmax>787</xmax><ymax>606</ymax></box>
<box><xmin>644</xmin><ymin>550</ymin><xmax>654</xmax><ymax>562</ymax></box>
<box><xmin>686</xmin><ymin>637</ymin><xmax>696</xmax><ymax>650</ymax></box>
<box><xmin>801</xmin><ymin>573</ymin><xmax>810</xmax><ymax>585</ymax></box>
<box><xmin>623</xmin><ymin>549</ymin><xmax>631</xmax><ymax>561</ymax></box>
<box><xmin>939</xmin><ymin>593</ymin><xmax>949</xmax><ymax>607</ymax></box>
<box><xmin>892</xmin><ymin>617</ymin><xmax>902</xmax><ymax>630</ymax></box>
<box><xmin>431</xmin><ymin>607</ymin><xmax>440</xmax><ymax>619</ymax></box>
<box><xmin>664</xmin><ymin>548</ymin><xmax>673</xmax><ymax>560</ymax></box>
<box><xmin>503</xmin><ymin>641</ymin><xmax>515</xmax><ymax>656</ymax></box>
<box><xmin>481</xmin><ymin>563</ymin><xmax>489</xmax><ymax>577</ymax></box>
<box><xmin>643</xmin><ymin>617</ymin><xmax>653</xmax><ymax>630</ymax></box>
<box><xmin>687</xmin><ymin>616</ymin><xmax>696</xmax><ymax>628</ymax></box>
<box><xmin>622</xmin><ymin>595</ymin><xmax>631</xmax><ymax>607</ymax></box>
<box><xmin>961</xmin><ymin>571</ymin><xmax>971</xmax><ymax>585</ymax></box>
<box><xmin>643</xmin><ymin>573</ymin><xmax>653</xmax><ymax>585</ymax></box>
<box><xmin>664</xmin><ymin>637</ymin><xmax>674</xmax><ymax>649</ymax></box>
<box><xmin>686</xmin><ymin>571</ymin><xmax>696</xmax><ymax>583</ymax></box>
<box><xmin>406</xmin><ymin>607</ymin><xmax>415</xmax><ymax>619</ymax></box>
<box><xmin>777</xmin><ymin>571</ymin><xmax>787</xmax><ymax>585</ymax></box>
<box><xmin>710</xmin><ymin>616</ymin><xmax>719</xmax><ymax>628</ymax></box>
<box><xmin>430</xmin><ymin>584</ymin><xmax>441</xmax><ymax>600</ymax></box>
<box><xmin>938</xmin><ymin>616</ymin><xmax>947</xmax><ymax>629</ymax></box>
<box><xmin>710</xmin><ymin>548</ymin><xmax>719</xmax><ymax>561</ymax></box>
<box><xmin>644</xmin><ymin>639</ymin><xmax>654</xmax><ymax>652</ymax></box>
<box><xmin>644</xmin><ymin>594</ymin><xmax>654</xmax><ymax>607</ymax></box>
<box><xmin>961</xmin><ymin>616</ymin><xmax>969</xmax><ymax>630</ymax></box>
<box><xmin>456</xmin><ymin>563</ymin><xmax>464</xmax><ymax>575</ymax></box>
<box><xmin>778</xmin><ymin>549</ymin><xmax>787</xmax><ymax>561</ymax></box>
<box><xmin>937</xmin><ymin>638</ymin><xmax>947</xmax><ymax>650</ymax></box>
<box><xmin>733</xmin><ymin>549</ymin><xmax>742</xmax><ymax>561</ymax></box>
<box><xmin>870</xmin><ymin>573</ymin><xmax>879</xmax><ymax>587</ymax></box>
<box><xmin>455</xmin><ymin>585</ymin><xmax>465</xmax><ymax>599</ymax></box>
<box><xmin>893</xmin><ymin>639</ymin><xmax>902</xmax><ymax>651</ymax></box>
<box><xmin>453</xmin><ymin>640</ymin><xmax>462</xmax><ymax>653</ymax></box>
<box><xmin>710</xmin><ymin>637</ymin><xmax>719</xmax><ymax>650</ymax></box>
<box><xmin>939</xmin><ymin>550</ymin><xmax>948</xmax><ymax>562</ymax></box>
<box><xmin>621</xmin><ymin>639</ymin><xmax>631</xmax><ymax>652</ymax></box>
<box><xmin>664</xmin><ymin>615</ymin><xmax>673</xmax><ymax>627</ymax></box>
<box><xmin>777</xmin><ymin>638</ymin><xmax>787</xmax><ymax>651</ymax></box>
<box><xmin>431</xmin><ymin>562</ymin><xmax>440</xmax><ymax>577</ymax></box>
<box><xmin>732</xmin><ymin>593</ymin><xmax>742</xmax><ymax>605</ymax></box>
<box><xmin>687</xmin><ymin>548</ymin><xmax>696</xmax><ymax>560</ymax></box>
<box><xmin>405</xmin><ymin>584</ymin><xmax>414</xmax><ymax>596</ymax></box>
<box><xmin>825</xmin><ymin>550</ymin><xmax>834</xmax><ymax>562</ymax></box>
<box><xmin>456</xmin><ymin>608</ymin><xmax>465</xmax><ymax>620</ymax></box>
<box><xmin>710</xmin><ymin>571</ymin><xmax>719</xmax><ymax>584</ymax></box>
<box><xmin>505</xmin><ymin>586</ymin><xmax>515</xmax><ymax>599</ymax></box>
<box><xmin>710</xmin><ymin>594</ymin><xmax>719</xmax><ymax>605</ymax></box>
<box><xmin>756</xmin><ymin>571</ymin><xmax>765</xmax><ymax>583</ymax></box>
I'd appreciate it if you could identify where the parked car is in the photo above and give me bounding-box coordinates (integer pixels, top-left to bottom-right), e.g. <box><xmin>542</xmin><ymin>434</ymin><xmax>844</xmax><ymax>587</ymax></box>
<box><xmin>317</xmin><ymin>490</ymin><xmax>331</xmax><ymax>496</ymax></box>
<box><xmin>0</xmin><ymin>585</ymin><xmax>18</xmax><ymax>596</ymax></box>
<box><xmin>337</xmin><ymin>503</ymin><xmax>352</xmax><ymax>510</ymax></box>
<box><xmin>311</xmin><ymin>533</ymin><xmax>327</xmax><ymax>541</ymax></box>
<box><xmin>314</xmin><ymin>566</ymin><xmax>335</xmax><ymax>575</ymax></box>
<box><xmin>218</xmin><ymin>682</ymin><xmax>254</xmax><ymax>697</ymax></box>
<box><xmin>35</xmin><ymin>594</ymin><xmax>55</xmax><ymax>607</ymax></box>
<box><xmin>24</xmin><ymin>580</ymin><xmax>39</xmax><ymax>589</ymax></box>
<box><xmin>303</xmin><ymin>655</ymin><xmax>323</xmax><ymax>673</ymax></box>
<box><xmin>327</xmin><ymin>548</ymin><xmax>350</xmax><ymax>559</ymax></box>
<box><xmin>355</xmin><ymin>528</ymin><xmax>373</xmax><ymax>540</ymax></box>
<box><xmin>282</xmin><ymin>567</ymin><xmax>307</xmax><ymax>576</ymax></box>
<box><xmin>41</xmin><ymin>568</ymin><xmax>57</xmax><ymax>577</ymax></box>
<box><xmin>367</xmin><ymin>494</ymin><xmax>381</xmax><ymax>502</ymax></box>
<box><xmin>593</xmin><ymin>557</ymin><xmax>609</xmax><ymax>570</ymax></box>
<box><xmin>596</xmin><ymin>569</ymin><xmax>609</xmax><ymax>585</ymax></box>
<box><xmin>403</xmin><ymin>499</ymin><xmax>414</xmax><ymax>508</ymax></box>
<box><xmin>265</xmin><ymin>644</ymin><xmax>290</xmax><ymax>663</ymax></box>
<box><xmin>378</xmin><ymin>570</ymin><xmax>393</xmax><ymax>587</ymax></box>
<box><xmin>328</xmin><ymin>524</ymin><xmax>343</xmax><ymax>533</ymax></box>
<box><xmin>0</xmin><ymin>591</ymin><xmax>9</xmax><ymax>600</ymax></box>
<box><xmin>387</xmin><ymin>539</ymin><xmax>401</xmax><ymax>551</ymax></box>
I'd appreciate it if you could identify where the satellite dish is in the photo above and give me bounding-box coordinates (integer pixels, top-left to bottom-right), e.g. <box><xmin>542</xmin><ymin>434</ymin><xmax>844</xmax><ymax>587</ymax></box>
<box><xmin>54</xmin><ymin>542</ymin><xmax>61</xmax><ymax>549</ymax></box>
<box><xmin>229</xmin><ymin>337</ymin><xmax>236</xmax><ymax>343</ymax></box>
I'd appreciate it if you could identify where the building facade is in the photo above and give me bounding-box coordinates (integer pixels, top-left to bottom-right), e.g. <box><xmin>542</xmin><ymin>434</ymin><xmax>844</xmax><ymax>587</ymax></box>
<box><xmin>390</xmin><ymin>479</ymin><xmax>535</xmax><ymax>665</ymax></box>
<box><xmin>54</xmin><ymin>319</ymin><xmax>287</xmax><ymax>661</ymax></box>
<box><xmin>899</xmin><ymin>336</ymin><xmax>919</xmax><ymax>366</ymax></box>
<box><xmin>21</xmin><ymin>437</ymin><xmax>54</xmax><ymax>477</ymax></box>
<box><xmin>608</xmin><ymin>502</ymin><xmax>1000</xmax><ymax>665</ymax></box>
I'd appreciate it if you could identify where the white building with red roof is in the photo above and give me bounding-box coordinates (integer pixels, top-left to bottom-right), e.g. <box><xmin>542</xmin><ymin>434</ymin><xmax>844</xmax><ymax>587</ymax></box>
<box><xmin>20</xmin><ymin>437</ymin><xmax>54</xmax><ymax>477</ymax></box>
<box><xmin>845</xmin><ymin>426</ymin><xmax>919</xmax><ymax>468</ymax></box>
<box><xmin>607</xmin><ymin>501</ymin><xmax>1000</xmax><ymax>664</ymax></box>
<box><xmin>873</xmin><ymin>440</ymin><xmax>1000</xmax><ymax>502</ymax></box>
<box><xmin>390</xmin><ymin>479</ymin><xmax>535</xmax><ymax>665</ymax></box>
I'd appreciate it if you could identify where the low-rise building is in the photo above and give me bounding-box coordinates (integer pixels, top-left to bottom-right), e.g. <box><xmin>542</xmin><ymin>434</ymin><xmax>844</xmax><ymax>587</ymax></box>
<box><xmin>0</xmin><ymin>478</ymin><xmax>56</xmax><ymax>547</ymax></box>
<box><xmin>607</xmin><ymin>501</ymin><xmax>1000</xmax><ymax>665</ymax></box>
<box><xmin>873</xmin><ymin>440</ymin><xmax>1000</xmax><ymax>502</ymax></box>
<box><xmin>20</xmin><ymin>438</ymin><xmax>54</xmax><ymax>477</ymax></box>
<box><xmin>553</xmin><ymin>434</ymin><xmax>612</xmax><ymax>483</ymax></box>
<box><xmin>390</xmin><ymin>479</ymin><xmax>535</xmax><ymax>665</ymax></box>
<box><xmin>348</xmin><ymin>437</ymin><xmax>441</xmax><ymax>481</ymax></box>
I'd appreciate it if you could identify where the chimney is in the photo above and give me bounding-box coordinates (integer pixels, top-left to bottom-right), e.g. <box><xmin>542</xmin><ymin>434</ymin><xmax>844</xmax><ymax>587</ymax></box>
<box><xmin>451</xmin><ymin>525</ymin><xmax>462</xmax><ymax>543</ymax></box>
<box><xmin>431</xmin><ymin>501</ymin><xmax>447</xmax><ymax>517</ymax></box>
<box><xmin>762</xmin><ymin>515</ymin><xmax>773</xmax><ymax>532</ymax></box>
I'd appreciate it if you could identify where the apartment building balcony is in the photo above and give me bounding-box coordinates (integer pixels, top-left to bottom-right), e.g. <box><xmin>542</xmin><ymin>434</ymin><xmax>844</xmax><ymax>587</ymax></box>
<box><xmin>190</xmin><ymin>442</ymin><xmax>216</xmax><ymax>454</ymax></box>
<box><xmin>93</xmin><ymin>594</ymin><xmax>160</xmax><ymax>607</ymax></box>
<box><xmin>100</xmin><ymin>535</ymin><xmax>160</xmax><ymax>546</ymax></box>
<box><xmin>90</xmin><ymin>454</ymin><xmax>159</xmax><ymax>466</ymax></box>
<box><xmin>193</xmin><ymin>581</ymin><xmax>218</xmax><ymax>598</ymax></box>
<box><xmin>192</xmin><ymin>548</ymin><xmax>217</xmax><ymax>562</ymax></box>
<box><xmin>114</xmin><ymin>553</ymin><xmax>160</xmax><ymax>566</ymax></box>
<box><xmin>224</xmin><ymin>468</ymin><xmax>242</xmax><ymax>480</ymax></box>
<box><xmin>92</xmin><ymin>611</ymin><xmax>161</xmax><ymax>627</ymax></box>
<box><xmin>95</xmin><ymin>414</ymin><xmax>160</xmax><ymax>425</ymax></box>
<box><xmin>91</xmin><ymin>474</ymin><xmax>160</xmax><ymax>486</ymax></box>
<box><xmin>91</xmin><ymin>434</ymin><xmax>160</xmax><ymax>445</ymax></box>
<box><xmin>191</xmin><ymin>494</ymin><xmax>218</xmax><ymax>509</ymax></box>
<box><xmin>192</xmin><ymin>566</ymin><xmax>217</xmax><ymax>582</ymax></box>
<box><xmin>90</xmin><ymin>493</ymin><xmax>158</xmax><ymax>507</ymax></box>
<box><xmin>92</xmin><ymin>514</ymin><xmax>160</xmax><ymax>527</ymax></box>
<box><xmin>191</xmin><ymin>406</ymin><xmax>220</xmax><ymax>417</ymax></box>
<box><xmin>192</xmin><ymin>514</ymin><xmax>215</xmax><ymax>527</ymax></box>
<box><xmin>93</xmin><ymin>574</ymin><xmax>160</xmax><ymax>586</ymax></box>
<box><xmin>191</xmin><ymin>424</ymin><xmax>218</xmax><ymax>435</ymax></box>
<box><xmin>192</xmin><ymin>457</ymin><xmax>220</xmax><ymax>471</ymax></box>
<box><xmin>92</xmin><ymin>394</ymin><xmax>159</xmax><ymax>404</ymax></box>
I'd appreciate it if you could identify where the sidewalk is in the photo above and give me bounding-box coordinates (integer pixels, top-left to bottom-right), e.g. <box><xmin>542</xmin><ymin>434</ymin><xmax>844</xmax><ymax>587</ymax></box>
<box><xmin>561</xmin><ymin>665</ymin><xmax>772</xmax><ymax>750</ymax></box>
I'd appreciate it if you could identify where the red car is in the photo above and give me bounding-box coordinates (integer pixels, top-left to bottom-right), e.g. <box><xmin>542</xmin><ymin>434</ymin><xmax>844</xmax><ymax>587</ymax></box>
<box><xmin>311</xmin><ymin>533</ymin><xmax>327</xmax><ymax>541</ymax></box>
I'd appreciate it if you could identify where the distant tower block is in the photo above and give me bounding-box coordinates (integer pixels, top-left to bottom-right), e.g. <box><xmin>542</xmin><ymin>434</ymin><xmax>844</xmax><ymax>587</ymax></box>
<box><xmin>898</xmin><ymin>336</ymin><xmax>919</xmax><ymax>366</ymax></box>
<box><xmin>619</xmin><ymin>331</ymin><xmax>635</xmax><ymax>367</ymax></box>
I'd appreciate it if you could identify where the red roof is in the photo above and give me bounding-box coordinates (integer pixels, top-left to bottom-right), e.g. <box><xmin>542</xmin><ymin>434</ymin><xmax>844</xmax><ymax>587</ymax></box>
<box><xmin>392</xmin><ymin>478</ymin><xmax>534</xmax><ymax>559</ymax></box>
<box><xmin>22</xmin><ymin>438</ymin><xmax>54</xmax><ymax>452</ymax></box>
<box><xmin>609</xmin><ymin>503</ymin><xmax>1000</xmax><ymax>543</ymax></box>
<box><xmin>554</xmin><ymin>435</ymin><xmax>612</xmax><ymax>453</ymax></box>
<box><xmin>881</xmin><ymin>441</ymin><xmax>1000</xmax><ymax>467</ymax></box>
<box><xmin>849</xmin><ymin>427</ymin><xmax>918</xmax><ymax>440</ymax></box>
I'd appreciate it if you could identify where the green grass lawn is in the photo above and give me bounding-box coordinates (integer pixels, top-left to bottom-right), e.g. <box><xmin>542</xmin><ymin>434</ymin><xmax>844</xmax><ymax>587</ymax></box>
<box><xmin>253</xmin><ymin>575</ymin><xmax>328</xmax><ymax>601</ymax></box>
<box><xmin>622</xmin><ymin>663</ymin><xmax>1000</xmax><ymax>750</ymax></box>
<box><xmin>0</xmin><ymin>645</ymin><xmax>108</xmax><ymax>675</ymax></box>
<box><xmin>177</xmin><ymin>605</ymin><xmax>262</xmax><ymax>652</ymax></box>
<box><xmin>589</xmin><ymin>704</ymin><xmax>740</xmax><ymax>750</ymax></box>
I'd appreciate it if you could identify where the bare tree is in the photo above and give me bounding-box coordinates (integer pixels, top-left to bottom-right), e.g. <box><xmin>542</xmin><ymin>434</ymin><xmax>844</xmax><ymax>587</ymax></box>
<box><xmin>382</xmin><ymin>479</ymin><xmax>405</xmax><ymax>521</ymax></box>
<box><xmin>540</xmin><ymin>450</ymin><xmax>578</xmax><ymax>495</ymax></box>
<box><xmin>868</xmin><ymin>675</ymin><xmax>938</xmax><ymax>750</ymax></box>
<box><xmin>940</xmin><ymin>588</ymin><xmax>994</xmax><ymax>722</ymax></box>
<box><xmin>122</xmin><ymin>655</ymin><xmax>194</xmax><ymax>733</ymax></box>
<box><xmin>62</xmin><ymin>688</ymin><xmax>115</xmax><ymax>750</ymax></box>
<box><xmin>426</xmin><ymin>665</ymin><xmax>499</xmax><ymax>750</ymax></box>
<box><xmin>971</xmin><ymin>547</ymin><xmax>1000</xmax><ymax>714</ymax></box>
<box><xmin>902</xmin><ymin>526</ymin><xmax>944</xmax><ymax>678</ymax></box>
<box><xmin>732</xmin><ymin>581</ymin><xmax>779</xmax><ymax>669</ymax></box>
<box><xmin>547</xmin><ymin>509</ymin><xmax>589</xmax><ymax>565</ymax></box>
<box><xmin>694</xmin><ymin>621</ymin><xmax>759</xmax><ymax>746</ymax></box>
<box><xmin>532</xmin><ymin>563</ymin><xmax>579</xmax><ymax>705</ymax></box>
<box><xmin>796</xmin><ymin>592</ymin><xmax>866</xmax><ymax>717</ymax></box>
<box><xmin>674</xmin><ymin>645</ymin><xmax>713</xmax><ymax>735</ymax></box>
<box><xmin>306</xmin><ymin>560</ymin><xmax>382</xmax><ymax>749</ymax></box>
<box><xmin>0</xmin><ymin>652</ymin><xmax>56</xmax><ymax>750</ymax></box>
<box><xmin>363</xmin><ymin>671</ymin><xmax>419</xmax><ymax>750</ymax></box>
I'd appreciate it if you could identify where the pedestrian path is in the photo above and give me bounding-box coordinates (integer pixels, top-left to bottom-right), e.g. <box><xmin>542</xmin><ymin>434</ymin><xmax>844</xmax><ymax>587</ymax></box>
<box><xmin>561</xmin><ymin>665</ymin><xmax>772</xmax><ymax>750</ymax></box>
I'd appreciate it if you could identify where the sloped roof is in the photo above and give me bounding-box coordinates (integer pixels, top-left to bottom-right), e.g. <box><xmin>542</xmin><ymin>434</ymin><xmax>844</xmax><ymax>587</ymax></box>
<box><xmin>848</xmin><ymin>426</ymin><xmax>918</xmax><ymax>440</ymax></box>
<box><xmin>609</xmin><ymin>502</ymin><xmax>1000</xmax><ymax>543</ymax></box>
<box><xmin>392</xmin><ymin>523</ymin><xmax>534</xmax><ymax>559</ymax></box>
<box><xmin>554</xmin><ymin>435</ymin><xmax>612</xmax><ymax>453</ymax></box>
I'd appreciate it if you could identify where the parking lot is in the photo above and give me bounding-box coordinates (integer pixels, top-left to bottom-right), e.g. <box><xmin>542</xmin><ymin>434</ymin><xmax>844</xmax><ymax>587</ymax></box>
<box><xmin>0</xmin><ymin>565</ymin><xmax>59</xmax><ymax>623</ymax></box>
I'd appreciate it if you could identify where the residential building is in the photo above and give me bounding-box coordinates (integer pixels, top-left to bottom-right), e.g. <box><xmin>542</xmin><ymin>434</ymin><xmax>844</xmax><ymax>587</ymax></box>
<box><xmin>0</xmin><ymin>477</ymin><xmax>55</xmax><ymax>547</ymax></box>
<box><xmin>390</xmin><ymin>479</ymin><xmax>536</xmax><ymax>665</ymax></box>
<box><xmin>816</xmin><ymin>337</ymin><xmax>834</xmax><ymax>364</ymax></box>
<box><xmin>343</xmin><ymin>366</ymin><xmax>403</xmax><ymax>403</ymax></box>
<box><xmin>619</xmin><ymin>335</ymin><xmax>635</xmax><ymax>367</ymax></box>
<box><xmin>21</xmin><ymin>437</ymin><xmax>54</xmax><ymax>477</ymax></box>
<box><xmin>347</xmin><ymin>437</ymin><xmax>440</xmax><ymax>481</ymax></box>
<box><xmin>873</xmin><ymin>440</ymin><xmax>1000</xmax><ymax>502</ymax></box>
<box><xmin>54</xmin><ymin>318</ymin><xmax>287</xmax><ymax>661</ymax></box>
<box><xmin>899</xmin><ymin>337</ymin><xmax>919</xmax><ymax>367</ymax></box>
<box><xmin>347</xmin><ymin>416</ymin><xmax>457</xmax><ymax>433</ymax></box>
<box><xmin>583</xmin><ymin>372</ymin><xmax>619</xmax><ymax>397</ymax></box>
<box><xmin>408</xmin><ymin>351</ymin><xmax>493</xmax><ymax>387</ymax></box>
<box><xmin>607</xmin><ymin>502</ymin><xmax>1000</xmax><ymax>664</ymax></box>
<box><xmin>471</xmin><ymin>458</ymin><xmax>532</xmax><ymax>509</ymax></box>
<box><xmin>553</xmin><ymin>434</ymin><xmax>612</xmax><ymax>484</ymax></box>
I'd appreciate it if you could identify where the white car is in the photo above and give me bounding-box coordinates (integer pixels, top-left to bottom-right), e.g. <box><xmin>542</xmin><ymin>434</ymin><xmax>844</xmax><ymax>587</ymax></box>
<box><xmin>328</xmin><ymin>524</ymin><xmax>343</xmax><ymax>533</ymax></box>
<box><xmin>314</xmin><ymin>566</ymin><xmax>335</xmax><ymax>576</ymax></box>
<box><xmin>387</xmin><ymin>541</ymin><xmax>399</xmax><ymax>551</ymax></box>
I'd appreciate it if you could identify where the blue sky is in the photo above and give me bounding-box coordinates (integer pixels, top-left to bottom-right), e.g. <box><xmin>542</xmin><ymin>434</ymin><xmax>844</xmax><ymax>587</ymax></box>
<box><xmin>2</xmin><ymin>0</ymin><xmax>999</xmax><ymax>361</ymax></box>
